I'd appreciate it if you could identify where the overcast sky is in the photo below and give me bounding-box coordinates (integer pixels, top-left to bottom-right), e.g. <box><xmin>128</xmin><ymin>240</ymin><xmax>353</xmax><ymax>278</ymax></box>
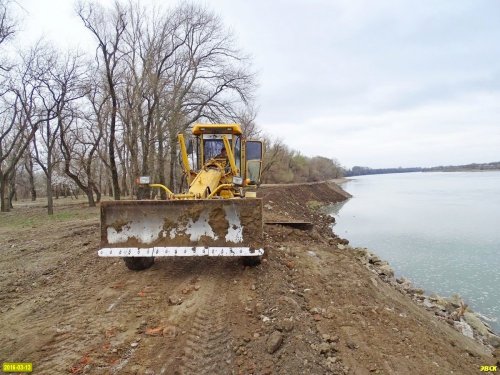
<box><xmin>15</xmin><ymin>0</ymin><xmax>500</xmax><ymax>168</ymax></box>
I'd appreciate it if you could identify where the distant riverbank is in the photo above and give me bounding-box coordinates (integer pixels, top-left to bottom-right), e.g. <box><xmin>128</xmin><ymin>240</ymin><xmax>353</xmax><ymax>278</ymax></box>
<box><xmin>343</xmin><ymin>161</ymin><xmax>500</xmax><ymax>177</ymax></box>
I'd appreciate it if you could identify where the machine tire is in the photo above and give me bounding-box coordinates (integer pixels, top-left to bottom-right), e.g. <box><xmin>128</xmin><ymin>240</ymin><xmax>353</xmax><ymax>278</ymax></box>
<box><xmin>123</xmin><ymin>257</ymin><xmax>155</xmax><ymax>271</ymax></box>
<box><xmin>242</xmin><ymin>256</ymin><xmax>262</xmax><ymax>267</ymax></box>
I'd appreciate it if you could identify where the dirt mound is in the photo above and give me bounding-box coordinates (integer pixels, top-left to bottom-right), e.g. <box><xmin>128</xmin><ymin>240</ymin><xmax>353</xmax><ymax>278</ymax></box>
<box><xmin>259</xmin><ymin>181</ymin><xmax>351</xmax><ymax>249</ymax></box>
<box><xmin>259</xmin><ymin>180</ymin><xmax>351</xmax><ymax>222</ymax></box>
<box><xmin>0</xmin><ymin>185</ymin><xmax>497</xmax><ymax>374</ymax></box>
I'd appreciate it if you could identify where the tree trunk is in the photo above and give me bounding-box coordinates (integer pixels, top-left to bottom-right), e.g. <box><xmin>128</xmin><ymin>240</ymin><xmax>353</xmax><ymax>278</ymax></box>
<box><xmin>46</xmin><ymin>170</ymin><xmax>54</xmax><ymax>215</ymax></box>
<box><xmin>0</xmin><ymin>172</ymin><xmax>9</xmax><ymax>212</ymax></box>
<box><xmin>109</xmin><ymin>135</ymin><xmax>120</xmax><ymax>200</ymax></box>
<box><xmin>8</xmin><ymin>171</ymin><xmax>16</xmax><ymax>209</ymax></box>
<box><xmin>25</xmin><ymin>157</ymin><xmax>37</xmax><ymax>201</ymax></box>
<box><xmin>169</xmin><ymin>148</ymin><xmax>176</xmax><ymax>193</ymax></box>
<box><xmin>93</xmin><ymin>184</ymin><xmax>101</xmax><ymax>204</ymax></box>
<box><xmin>8</xmin><ymin>188</ymin><xmax>15</xmax><ymax>209</ymax></box>
<box><xmin>86</xmin><ymin>189</ymin><xmax>96</xmax><ymax>207</ymax></box>
<box><xmin>46</xmin><ymin>147</ymin><xmax>54</xmax><ymax>214</ymax></box>
<box><xmin>158</xmin><ymin>126</ymin><xmax>166</xmax><ymax>198</ymax></box>
<box><xmin>129</xmin><ymin>131</ymin><xmax>139</xmax><ymax>196</ymax></box>
<box><xmin>118</xmin><ymin>148</ymin><xmax>129</xmax><ymax>197</ymax></box>
<box><xmin>107</xmin><ymin>60</ymin><xmax>121</xmax><ymax>201</ymax></box>
<box><xmin>121</xmin><ymin>174</ymin><xmax>129</xmax><ymax>197</ymax></box>
<box><xmin>128</xmin><ymin>160</ymin><xmax>136</xmax><ymax>199</ymax></box>
<box><xmin>30</xmin><ymin>183</ymin><xmax>36</xmax><ymax>201</ymax></box>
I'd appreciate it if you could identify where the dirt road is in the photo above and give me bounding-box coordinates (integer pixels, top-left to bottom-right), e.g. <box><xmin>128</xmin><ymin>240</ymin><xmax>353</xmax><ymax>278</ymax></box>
<box><xmin>0</xmin><ymin>182</ymin><xmax>496</xmax><ymax>374</ymax></box>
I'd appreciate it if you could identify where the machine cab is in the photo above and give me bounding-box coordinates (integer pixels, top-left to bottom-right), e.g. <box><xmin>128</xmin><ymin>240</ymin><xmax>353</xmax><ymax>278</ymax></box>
<box><xmin>190</xmin><ymin>124</ymin><xmax>263</xmax><ymax>186</ymax></box>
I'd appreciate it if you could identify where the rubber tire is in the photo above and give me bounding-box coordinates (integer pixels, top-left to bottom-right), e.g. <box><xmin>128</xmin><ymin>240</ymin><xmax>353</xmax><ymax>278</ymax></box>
<box><xmin>242</xmin><ymin>256</ymin><xmax>262</xmax><ymax>267</ymax></box>
<box><xmin>123</xmin><ymin>257</ymin><xmax>155</xmax><ymax>271</ymax></box>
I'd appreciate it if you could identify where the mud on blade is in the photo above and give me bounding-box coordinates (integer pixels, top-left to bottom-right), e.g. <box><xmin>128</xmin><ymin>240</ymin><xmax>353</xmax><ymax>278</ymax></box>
<box><xmin>98</xmin><ymin>199</ymin><xmax>263</xmax><ymax>257</ymax></box>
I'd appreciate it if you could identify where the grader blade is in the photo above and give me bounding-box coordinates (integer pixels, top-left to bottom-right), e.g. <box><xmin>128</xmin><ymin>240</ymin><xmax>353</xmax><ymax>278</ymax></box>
<box><xmin>98</xmin><ymin>199</ymin><xmax>264</xmax><ymax>257</ymax></box>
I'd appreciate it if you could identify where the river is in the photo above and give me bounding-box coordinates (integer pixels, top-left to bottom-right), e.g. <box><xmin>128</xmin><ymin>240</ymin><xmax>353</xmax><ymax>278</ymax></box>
<box><xmin>329</xmin><ymin>171</ymin><xmax>500</xmax><ymax>332</ymax></box>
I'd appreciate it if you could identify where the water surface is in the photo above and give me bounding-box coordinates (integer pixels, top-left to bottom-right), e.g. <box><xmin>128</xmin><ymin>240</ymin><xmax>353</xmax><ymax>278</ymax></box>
<box><xmin>329</xmin><ymin>171</ymin><xmax>500</xmax><ymax>332</ymax></box>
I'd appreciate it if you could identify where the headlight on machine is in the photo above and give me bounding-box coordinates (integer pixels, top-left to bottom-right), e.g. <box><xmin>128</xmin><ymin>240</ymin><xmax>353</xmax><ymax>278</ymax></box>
<box><xmin>232</xmin><ymin>176</ymin><xmax>243</xmax><ymax>185</ymax></box>
<box><xmin>137</xmin><ymin>176</ymin><xmax>151</xmax><ymax>185</ymax></box>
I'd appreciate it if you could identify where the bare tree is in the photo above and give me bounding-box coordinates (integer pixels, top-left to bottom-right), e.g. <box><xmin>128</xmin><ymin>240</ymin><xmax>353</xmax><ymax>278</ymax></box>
<box><xmin>119</xmin><ymin>2</ymin><xmax>148</xmax><ymax>182</ymax></box>
<box><xmin>58</xmin><ymin>64</ymin><xmax>105</xmax><ymax>207</ymax></box>
<box><xmin>60</xmin><ymin>109</ymin><xmax>103</xmax><ymax>207</ymax></box>
<box><xmin>77</xmin><ymin>0</ymin><xmax>127</xmax><ymax>200</ymax></box>
<box><xmin>0</xmin><ymin>0</ymin><xmax>18</xmax><ymax>210</ymax></box>
<box><xmin>31</xmin><ymin>48</ymin><xmax>86</xmax><ymax>214</ymax></box>
<box><xmin>159</xmin><ymin>4</ymin><xmax>255</xmax><ymax>188</ymax></box>
<box><xmin>260</xmin><ymin>136</ymin><xmax>290</xmax><ymax>183</ymax></box>
<box><xmin>0</xmin><ymin>44</ymin><xmax>57</xmax><ymax>211</ymax></box>
<box><xmin>112</xmin><ymin>3</ymin><xmax>255</xmax><ymax>193</ymax></box>
<box><xmin>0</xmin><ymin>0</ymin><xmax>16</xmax><ymax>73</ymax></box>
<box><xmin>30</xmin><ymin>45</ymin><xmax>59</xmax><ymax>214</ymax></box>
<box><xmin>235</xmin><ymin>105</ymin><xmax>260</xmax><ymax>138</ymax></box>
<box><xmin>117</xmin><ymin>2</ymin><xmax>190</xmax><ymax>191</ymax></box>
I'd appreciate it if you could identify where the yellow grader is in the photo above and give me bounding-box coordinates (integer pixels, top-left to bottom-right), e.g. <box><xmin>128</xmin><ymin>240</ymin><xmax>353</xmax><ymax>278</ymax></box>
<box><xmin>98</xmin><ymin>124</ymin><xmax>264</xmax><ymax>270</ymax></box>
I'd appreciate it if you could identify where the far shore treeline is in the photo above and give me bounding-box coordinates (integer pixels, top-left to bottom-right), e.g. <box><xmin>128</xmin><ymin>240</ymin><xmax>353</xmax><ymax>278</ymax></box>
<box><xmin>344</xmin><ymin>161</ymin><xmax>500</xmax><ymax>177</ymax></box>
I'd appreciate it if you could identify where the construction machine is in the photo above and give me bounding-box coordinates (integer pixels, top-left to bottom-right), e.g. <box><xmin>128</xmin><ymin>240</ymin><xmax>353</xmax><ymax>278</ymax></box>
<box><xmin>98</xmin><ymin>124</ymin><xmax>264</xmax><ymax>270</ymax></box>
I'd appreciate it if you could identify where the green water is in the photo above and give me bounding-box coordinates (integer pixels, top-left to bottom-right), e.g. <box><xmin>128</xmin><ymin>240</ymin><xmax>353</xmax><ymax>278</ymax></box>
<box><xmin>329</xmin><ymin>171</ymin><xmax>500</xmax><ymax>333</ymax></box>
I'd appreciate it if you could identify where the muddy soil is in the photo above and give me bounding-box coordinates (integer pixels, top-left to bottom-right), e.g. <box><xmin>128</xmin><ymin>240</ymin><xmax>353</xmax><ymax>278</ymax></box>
<box><xmin>0</xmin><ymin>183</ymin><xmax>496</xmax><ymax>374</ymax></box>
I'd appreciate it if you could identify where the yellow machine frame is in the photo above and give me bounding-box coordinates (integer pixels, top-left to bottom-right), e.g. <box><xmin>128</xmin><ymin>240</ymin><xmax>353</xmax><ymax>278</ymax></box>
<box><xmin>146</xmin><ymin>123</ymin><xmax>263</xmax><ymax>200</ymax></box>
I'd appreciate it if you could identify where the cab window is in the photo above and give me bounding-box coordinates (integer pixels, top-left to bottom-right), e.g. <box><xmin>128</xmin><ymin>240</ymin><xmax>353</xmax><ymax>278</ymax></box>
<box><xmin>204</xmin><ymin>139</ymin><xmax>224</xmax><ymax>160</ymax></box>
<box><xmin>245</xmin><ymin>141</ymin><xmax>263</xmax><ymax>184</ymax></box>
<box><xmin>234</xmin><ymin>136</ymin><xmax>241</xmax><ymax>173</ymax></box>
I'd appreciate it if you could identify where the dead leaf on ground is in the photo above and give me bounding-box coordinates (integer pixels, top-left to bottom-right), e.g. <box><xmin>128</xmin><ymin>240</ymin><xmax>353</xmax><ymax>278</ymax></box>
<box><xmin>110</xmin><ymin>282</ymin><xmax>126</xmax><ymax>289</ymax></box>
<box><xmin>69</xmin><ymin>354</ymin><xmax>92</xmax><ymax>374</ymax></box>
<box><xmin>145</xmin><ymin>326</ymin><xmax>164</xmax><ymax>336</ymax></box>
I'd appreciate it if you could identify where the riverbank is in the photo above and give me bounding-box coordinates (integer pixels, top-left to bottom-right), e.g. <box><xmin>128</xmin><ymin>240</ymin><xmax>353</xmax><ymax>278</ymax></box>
<box><xmin>332</xmin><ymin>172</ymin><xmax>500</xmax><ymax>334</ymax></box>
<box><xmin>352</xmin><ymin>247</ymin><xmax>500</xmax><ymax>345</ymax></box>
<box><xmin>259</xmin><ymin>181</ymin><xmax>500</xmax><ymax>365</ymax></box>
<box><xmin>324</xmin><ymin>178</ymin><xmax>500</xmax><ymax>342</ymax></box>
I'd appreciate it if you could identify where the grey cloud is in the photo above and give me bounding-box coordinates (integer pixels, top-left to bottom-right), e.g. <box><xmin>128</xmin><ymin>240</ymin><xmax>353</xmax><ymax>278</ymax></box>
<box><xmin>18</xmin><ymin>0</ymin><xmax>500</xmax><ymax>167</ymax></box>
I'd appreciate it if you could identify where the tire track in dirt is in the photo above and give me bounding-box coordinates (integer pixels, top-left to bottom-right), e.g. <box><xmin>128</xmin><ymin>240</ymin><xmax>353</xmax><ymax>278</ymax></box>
<box><xmin>1</xmin><ymin>253</ymin><xmax>107</xmax><ymax>372</ymax></box>
<box><xmin>177</xmin><ymin>297</ymin><xmax>234</xmax><ymax>375</ymax></box>
<box><xmin>20</xmin><ymin>256</ymin><xmax>124</xmax><ymax>372</ymax></box>
<box><xmin>104</xmin><ymin>263</ymin><xmax>208</xmax><ymax>374</ymax></box>
<box><xmin>34</xmin><ymin>258</ymin><xmax>202</xmax><ymax>374</ymax></box>
<box><xmin>53</xmin><ymin>258</ymin><xmax>223</xmax><ymax>374</ymax></box>
<box><xmin>171</xmin><ymin>259</ymin><xmax>239</xmax><ymax>375</ymax></box>
<box><xmin>1</xmin><ymin>223</ymin><xmax>99</xmax><ymax>311</ymax></box>
<box><xmin>95</xmin><ymin>258</ymin><xmax>245</xmax><ymax>374</ymax></box>
<box><xmin>31</xmin><ymin>272</ymin><xmax>125</xmax><ymax>373</ymax></box>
